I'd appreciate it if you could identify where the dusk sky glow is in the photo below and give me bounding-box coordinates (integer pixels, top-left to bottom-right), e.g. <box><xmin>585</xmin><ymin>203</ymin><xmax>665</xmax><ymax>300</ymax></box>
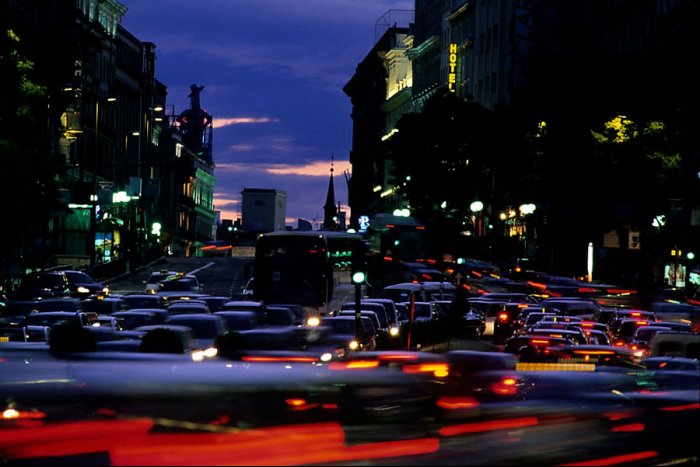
<box><xmin>119</xmin><ymin>0</ymin><xmax>414</xmax><ymax>228</ymax></box>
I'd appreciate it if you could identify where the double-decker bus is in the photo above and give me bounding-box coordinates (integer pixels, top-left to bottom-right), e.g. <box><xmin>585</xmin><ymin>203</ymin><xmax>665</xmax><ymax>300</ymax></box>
<box><xmin>253</xmin><ymin>231</ymin><xmax>366</xmax><ymax>316</ymax></box>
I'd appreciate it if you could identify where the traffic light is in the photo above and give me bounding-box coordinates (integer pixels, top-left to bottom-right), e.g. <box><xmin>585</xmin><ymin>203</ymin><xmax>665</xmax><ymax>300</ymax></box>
<box><xmin>351</xmin><ymin>242</ymin><xmax>367</xmax><ymax>285</ymax></box>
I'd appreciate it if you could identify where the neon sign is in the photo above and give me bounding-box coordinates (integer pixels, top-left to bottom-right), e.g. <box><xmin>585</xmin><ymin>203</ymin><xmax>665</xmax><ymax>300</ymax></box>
<box><xmin>448</xmin><ymin>43</ymin><xmax>457</xmax><ymax>92</ymax></box>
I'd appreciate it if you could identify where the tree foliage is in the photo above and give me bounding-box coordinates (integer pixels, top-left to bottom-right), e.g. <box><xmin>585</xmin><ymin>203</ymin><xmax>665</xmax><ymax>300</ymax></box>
<box><xmin>0</xmin><ymin>26</ymin><xmax>60</xmax><ymax>275</ymax></box>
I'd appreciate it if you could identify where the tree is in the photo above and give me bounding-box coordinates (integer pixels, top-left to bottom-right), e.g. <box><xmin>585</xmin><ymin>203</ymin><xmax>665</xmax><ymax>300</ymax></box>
<box><xmin>0</xmin><ymin>25</ymin><xmax>60</xmax><ymax>280</ymax></box>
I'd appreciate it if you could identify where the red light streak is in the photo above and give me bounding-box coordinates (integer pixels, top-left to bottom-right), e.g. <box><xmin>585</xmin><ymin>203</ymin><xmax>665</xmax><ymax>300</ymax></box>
<box><xmin>659</xmin><ymin>403</ymin><xmax>699</xmax><ymax>412</ymax></box>
<box><xmin>610</xmin><ymin>423</ymin><xmax>644</xmax><ymax>432</ymax></box>
<box><xmin>438</xmin><ymin>417</ymin><xmax>539</xmax><ymax>436</ymax></box>
<box><xmin>558</xmin><ymin>450</ymin><xmax>657</xmax><ymax>466</ymax></box>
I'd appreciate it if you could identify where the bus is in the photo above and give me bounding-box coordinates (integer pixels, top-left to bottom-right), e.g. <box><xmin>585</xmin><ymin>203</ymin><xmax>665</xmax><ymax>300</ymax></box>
<box><xmin>364</xmin><ymin>213</ymin><xmax>429</xmax><ymax>262</ymax></box>
<box><xmin>252</xmin><ymin>231</ymin><xmax>366</xmax><ymax>316</ymax></box>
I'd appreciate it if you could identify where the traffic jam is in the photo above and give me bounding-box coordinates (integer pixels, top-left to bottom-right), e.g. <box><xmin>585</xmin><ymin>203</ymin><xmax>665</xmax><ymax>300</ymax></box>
<box><xmin>0</xmin><ymin>259</ymin><xmax>698</xmax><ymax>466</ymax></box>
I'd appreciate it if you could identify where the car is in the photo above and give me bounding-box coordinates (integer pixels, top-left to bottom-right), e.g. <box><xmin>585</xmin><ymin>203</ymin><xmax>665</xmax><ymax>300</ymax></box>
<box><xmin>153</xmin><ymin>275</ymin><xmax>203</xmax><ymax>298</ymax></box>
<box><xmin>80</xmin><ymin>297</ymin><xmax>129</xmax><ymax>315</ymax></box>
<box><xmin>263</xmin><ymin>306</ymin><xmax>299</xmax><ymax>327</ymax></box>
<box><xmin>35</xmin><ymin>297</ymin><xmax>83</xmax><ymax>313</ymax></box>
<box><xmin>610</xmin><ymin>318</ymin><xmax>655</xmax><ymax>346</ymax></box>
<box><xmin>85</xmin><ymin>314</ymin><xmax>125</xmax><ymax>331</ymax></box>
<box><xmin>112</xmin><ymin>310</ymin><xmax>168</xmax><ymax>330</ymax></box>
<box><xmin>648</xmin><ymin>331</ymin><xmax>699</xmax><ymax>359</ymax></box>
<box><xmin>214</xmin><ymin>310</ymin><xmax>264</xmax><ymax>331</ymax></box>
<box><xmin>61</xmin><ymin>270</ymin><xmax>110</xmax><ymax>299</ymax></box>
<box><xmin>584</xmin><ymin>329</ymin><xmax>611</xmax><ymax>346</ymax></box>
<box><xmin>166</xmin><ymin>301</ymin><xmax>211</xmax><ymax>316</ymax></box>
<box><xmin>396</xmin><ymin>301</ymin><xmax>449</xmax><ymax>350</ymax></box>
<box><xmin>134</xmin><ymin>324</ymin><xmax>200</xmax><ymax>354</ymax></box>
<box><xmin>379</xmin><ymin>281</ymin><xmax>457</xmax><ymax>303</ymax></box>
<box><xmin>120</xmin><ymin>294</ymin><xmax>164</xmax><ymax>309</ymax></box>
<box><xmin>340</xmin><ymin>301</ymin><xmax>390</xmax><ymax>330</ymax></box>
<box><xmin>431</xmin><ymin>300</ymin><xmax>485</xmax><ymax>339</ymax></box>
<box><xmin>23</xmin><ymin>311</ymin><xmax>90</xmax><ymax>328</ymax></box>
<box><xmin>219</xmin><ymin>300</ymin><xmax>265</xmax><ymax>312</ymax></box>
<box><xmin>526</xmin><ymin>327</ymin><xmax>588</xmax><ymax>345</ymax></box>
<box><xmin>165</xmin><ymin>314</ymin><xmax>228</xmax><ymax>350</ymax></box>
<box><xmin>538</xmin><ymin>297</ymin><xmax>603</xmax><ymax>320</ymax></box>
<box><xmin>546</xmin><ymin>344</ymin><xmax>639</xmax><ymax>368</ymax></box>
<box><xmin>143</xmin><ymin>270</ymin><xmax>180</xmax><ymax>294</ymax></box>
<box><xmin>503</xmin><ymin>334</ymin><xmax>571</xmax><ymax>361</ymax></box>
<box><xmin>360</xmin><ymin>298</ymin><xmax>401</xmax><ymax>330</ymax></box>
<box><xmin>317</xmin><ymin>315</ymin><xmax>378</xmax><ymax>353</ymax></box>
<box><xmin>13</xmin><ymin>271</ymin><xmax>70</xmax><ymax>300</ymax></box>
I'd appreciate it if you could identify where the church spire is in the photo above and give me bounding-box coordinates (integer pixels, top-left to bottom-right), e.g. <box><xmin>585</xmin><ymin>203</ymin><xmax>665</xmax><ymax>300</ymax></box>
<box><xmin>323</xmin><ymin>157</ymin><xmax>339</xmax><ymax>230</ymax></box>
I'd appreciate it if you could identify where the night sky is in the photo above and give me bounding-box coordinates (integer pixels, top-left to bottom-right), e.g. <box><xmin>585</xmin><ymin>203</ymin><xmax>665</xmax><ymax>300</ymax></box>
<box><xmin>119</xmin><ymin>0</ymin><xmax>414</xmax><ymax>228</ymax></box>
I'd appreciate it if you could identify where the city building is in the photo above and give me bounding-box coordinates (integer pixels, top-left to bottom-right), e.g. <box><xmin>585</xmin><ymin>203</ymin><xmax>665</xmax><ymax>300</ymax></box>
<box><xmin>241</xmin><ymin>188</ymin><xmax>287</xmax><ymax>233</ymax></box>
<box><xmin>344</xmin><ymin>0</ymin><xmax>697</xmax><ymax>282</ymax></box>
<box><xmin>4</xmin><ymin>0</ymin><xmax>215</xmax><ymax>283</ymax></box>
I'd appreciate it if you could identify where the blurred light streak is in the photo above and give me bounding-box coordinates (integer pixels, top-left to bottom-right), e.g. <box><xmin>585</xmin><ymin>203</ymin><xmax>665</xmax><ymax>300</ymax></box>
<box><xmin>328</xmin><ymin>360</ymin><xmax>380</xmax><ymax>370</ymax></box>
<box><xmin>558</xmin><ymin>450</ymin><xmax>658</xmax><ymax>466</ymax></box>
<box><xmin>0</xmin><ymin>419</ymin><xmax>154</xmax><ymax>458</ymax></box>
<box><xmin>109</xmin><ymin>422</ymin><xmax>439</xmax><ymax>466</ymax></box>
<box><xmin>1</xmin><ymin>419</ymin><xmax>440</xmax><ymax>465</ymax></box>
<box><xmin>610</xmin><ymin>423</ymin><xmax>644</xmax><ymax>432</ymax></box>
<box><xmin>436</xmin><ymin>395</ymin><xmax>480</xmax><ymax>410</ymax></box>
<box><xmin>402</xmin><ymin>363</ymin><xmax>450</xmax><ymax>378</ymax></box>
<box><xmin>659</xmin><ymin>403</ymin><xmax>699</xmax><ymax>411</ymax></box>
<box><xmin>438</xmin><ymin>417</ymin><xmax>539</xmax><ymax>436</ymax></box>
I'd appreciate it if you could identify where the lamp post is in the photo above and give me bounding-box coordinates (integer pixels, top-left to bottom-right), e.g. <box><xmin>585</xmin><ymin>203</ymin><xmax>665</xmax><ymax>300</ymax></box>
<box><xmin>470</xmin><ymin>200</ymin><xmax>484</xmax><ymax>236</ymax></box>
<box><xmin>88</xmin><ymin>97</ymin><xmax>116</xmax><ymax>273</ymax></box>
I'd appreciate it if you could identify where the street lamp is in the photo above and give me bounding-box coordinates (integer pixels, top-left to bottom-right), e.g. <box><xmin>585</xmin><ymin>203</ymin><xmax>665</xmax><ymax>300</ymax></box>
<box><xmin>470</xmin><ymin>200</ymin><xmax>484</xmax><ymax>236</ymax></box>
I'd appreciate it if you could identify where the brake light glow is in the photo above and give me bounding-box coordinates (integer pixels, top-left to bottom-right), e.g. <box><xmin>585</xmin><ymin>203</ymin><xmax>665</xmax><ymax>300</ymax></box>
<box><xmin>377</xmin><ymin>353</ymin><xmax>419</xmax><ymax>361</ymax></box>
<box><xmin>436</xmin><ymin>396</ymin><xmax>479</xmax><ymax>410</ymax></box>
<box><xmin>328</xmin><ymin>360</ymin><xmax>380</xmax><ymax>370</ymax></box>
<box><xmin>490</xmin><ymin>376</ymin><xmax>519</xmax><ymax>396</ymax></box>
<box><xmin>241</xmin><ymin>356</ymin><xmax>318</xmax><ymax>363</ymax></box>
<box><xmin>402</xmin><ymin>363</ymin><xmax>450</xmax><ymax>378</ymax></box>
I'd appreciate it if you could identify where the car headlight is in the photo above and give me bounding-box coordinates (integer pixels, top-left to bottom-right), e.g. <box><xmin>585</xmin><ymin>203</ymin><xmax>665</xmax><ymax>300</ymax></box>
<box><xmin>307</xmin><ymin>316</ymin><xmax>320</xmax><ymax>327</ymax></box>
<box><xmin>77</xmin><ymin>286</ymin><xmax>90</xmax><ymax>294</ymax></box>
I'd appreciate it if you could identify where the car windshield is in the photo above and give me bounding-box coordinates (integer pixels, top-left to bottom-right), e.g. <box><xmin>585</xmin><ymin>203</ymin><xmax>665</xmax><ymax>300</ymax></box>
<box><xmin>63</xmin><ymin>271</ymin><xmax>95</xmax><ymax>283</ymax></box>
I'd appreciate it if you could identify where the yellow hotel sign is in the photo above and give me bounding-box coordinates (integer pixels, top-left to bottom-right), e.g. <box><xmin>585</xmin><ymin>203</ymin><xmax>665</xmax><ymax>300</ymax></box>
<box><xmin>448</xmin><ymin>43</ymin><xmax>457</xmax><ymax>92</ymax></box>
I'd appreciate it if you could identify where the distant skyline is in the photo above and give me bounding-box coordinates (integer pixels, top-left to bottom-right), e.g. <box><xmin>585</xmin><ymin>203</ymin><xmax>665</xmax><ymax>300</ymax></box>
<box><xmin>118</xmin><ymin>0</ymin><xmax>414</xmax><ymax>228</ymax></box>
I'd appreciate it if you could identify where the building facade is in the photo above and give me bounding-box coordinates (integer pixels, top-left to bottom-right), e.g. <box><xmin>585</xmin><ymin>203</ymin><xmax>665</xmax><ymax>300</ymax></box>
<box><xmin>4</xmin><ymin>0</ymin><xmax>215</xmax><ymax>282</ymax></box>
<box><xmin>241</xmin><ymin>188</ymin><xmax>287</xmax><ymax>233</ymax></box>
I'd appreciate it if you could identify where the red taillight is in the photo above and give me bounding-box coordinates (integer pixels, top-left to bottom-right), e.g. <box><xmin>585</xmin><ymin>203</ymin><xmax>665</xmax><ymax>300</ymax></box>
<box><xmin>328</xmin><ymin>360</ymin><xmax>380</xmax><ymax>370</ymax></box>
<box><xmin>498</xmin><ymin>312</ymin><xmax>510</xmax><ymax>322</ymax></box>
<box><xmin>491</xmin><ymin>376</ymin><xmax>519</xmax><ymax>396</ymax></box>
<box><xmin>436</xmin><ymin>395</ymin><xmax>479</xmax><ymax>410</ymax></box>
<box><xmin>402</xmin><ymin>363</ymin><xmax>450</xmax><ymax>378</ymax></box>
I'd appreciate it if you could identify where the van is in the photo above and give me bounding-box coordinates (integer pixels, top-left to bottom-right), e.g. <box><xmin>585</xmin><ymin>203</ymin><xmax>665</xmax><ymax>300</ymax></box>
<box><xmin>648</xmin><ymin>332</ymin><xmax>699</xmax><ymax>359</ymax></box>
